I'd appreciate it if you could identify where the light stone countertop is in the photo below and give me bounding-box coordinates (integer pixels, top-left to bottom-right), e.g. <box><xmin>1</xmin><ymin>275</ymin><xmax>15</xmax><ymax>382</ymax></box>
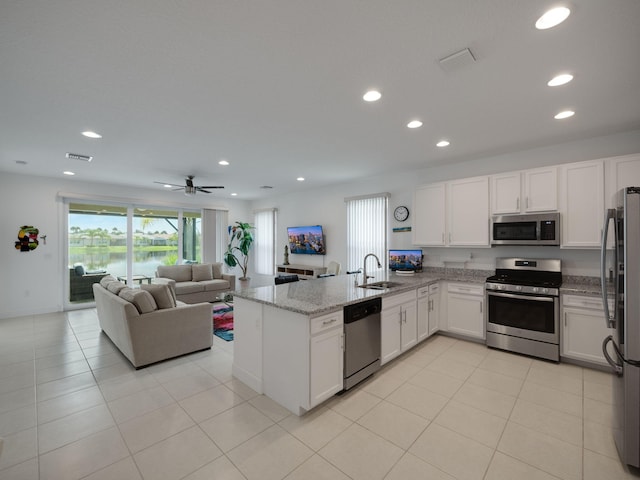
<box><xmin>232</xmin><ymin>268</ymin><xmax>489</xmax><ymax>316</ymax></box>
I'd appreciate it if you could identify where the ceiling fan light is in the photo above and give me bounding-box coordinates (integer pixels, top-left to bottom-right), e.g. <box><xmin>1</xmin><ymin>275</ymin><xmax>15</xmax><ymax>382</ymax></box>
<box><xmin>185</xmin><ymin>186</ymin><xmax>197</xmax><ymax>195</ymax></box>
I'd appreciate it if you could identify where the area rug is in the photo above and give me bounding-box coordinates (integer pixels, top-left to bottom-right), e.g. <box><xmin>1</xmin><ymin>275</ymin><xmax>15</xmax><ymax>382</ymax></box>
<box><xmin>213</xmin><ymin>303</ymin><xmax>234</xmax><ymax>341</ymax></box>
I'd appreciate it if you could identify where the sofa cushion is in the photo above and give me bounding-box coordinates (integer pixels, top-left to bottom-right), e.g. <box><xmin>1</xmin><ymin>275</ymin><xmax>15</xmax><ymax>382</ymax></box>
<box><xmin>174</xmin><ymin>281</ymin><xmax>206</xmax><ymax>295</ymax></box>
<box><xmin>192</xmin><ymin>264</ymin><xmax>213</xmax><ymax>282</ymax></box>
<box><xmin>140</xmin><ymin>284</ymin><xmax>176</xmax><ymax>309</ymax></box>
<box><xmin>212</xmin><ymin>263</ymin><xmax>223</xmax><ymax>279</ymax></box>
<box><xmin>106</xmin><ymin>281</ymin><xmax>127</xmax><ymax>295</ymax></box>
<box><xmin>201</xmin><ymin>279</ymin><xmax>231</xmax><ymax>292</ymax></box>
<box><xmin>74</xmin><ymin>264</ymin><xmax>86</xmax><ymax>276</ymax></box>
<box><xmin>100</xmin><ymin>275</ymin><xmax>118</xmax><ymax>287</ymax></box>
<box><xmin>157</xmin><ymin>264</ymin><xmax>192</xmax><ymax>283</ymax></box>
<box><xmin>119</xmin><ymin>288</ymin><xmax>157</xmax><ymax>314</ymax></box>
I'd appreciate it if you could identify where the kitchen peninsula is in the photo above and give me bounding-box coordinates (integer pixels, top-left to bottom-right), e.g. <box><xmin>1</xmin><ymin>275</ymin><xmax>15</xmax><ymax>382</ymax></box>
<box><xmin>231</xmin><ymin>272</ymin><xmax>444</xmax><ymax>415</ymax></box>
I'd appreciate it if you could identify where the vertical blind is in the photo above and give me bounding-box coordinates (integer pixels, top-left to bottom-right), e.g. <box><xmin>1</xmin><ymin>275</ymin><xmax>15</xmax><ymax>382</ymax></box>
<box><xmin>202</xmin><ymin>209</ymin><xmax>228</xmax><ymax>263</ymax></box>
<box><xmin>254</xmin><ymin>208</ymin><xmax>277</xmax><ymax>275</ymax></box>
<box><xmin>346</xmin><ymin>193</ymin><xmax>389</xmax><ymax>273</ymax></box>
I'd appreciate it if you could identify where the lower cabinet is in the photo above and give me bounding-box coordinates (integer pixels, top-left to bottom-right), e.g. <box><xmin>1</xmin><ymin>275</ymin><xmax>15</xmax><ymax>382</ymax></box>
<box><xmin>562</xmin><ymin>294</ymin><xmax>614</xmax><ymax>366</ymax></box>
<box><xmin>446</xmin><ymin>283</ymin><xmax>485</xmax><ymax>340</ymax></box>
<box><xmin>417</xmin><ymin>283</ymin><xmax>440</xmax><ymax>342</ymax></box>
<box><xmin>381</xmin><ymin>290</ymin><xmax>418</xmax><ymax>365</ymax></box>
<box><xmin>309</xmin><ymin>321</ymin><xmax>344</xmax><ymax>407</ymax></box>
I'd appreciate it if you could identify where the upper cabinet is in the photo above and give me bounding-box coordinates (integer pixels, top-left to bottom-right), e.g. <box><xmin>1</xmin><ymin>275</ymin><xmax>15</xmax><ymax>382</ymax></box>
<box><xmin>559</xmin><ymin>160</ymin><xmax>604</xmax><ymax>248</ymax></box>
<box><xmin>413</xmin><ymin>177</ymin><xmax>489</xmax><ymax>247</ymax></box>
<box><xmin>490</xmin><ymin>167</ymin><xmax>557</xmax><ymax>214</ymax></box>
<box><xmin>605</xmin><ymin>153</ymin><xmax>640</xmax><ymax>207</ymax></box>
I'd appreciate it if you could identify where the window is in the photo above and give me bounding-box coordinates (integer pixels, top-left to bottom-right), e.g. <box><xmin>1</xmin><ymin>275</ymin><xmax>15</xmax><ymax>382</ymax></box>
<box><xmin>345</xmin><ymin>193</ymin><xmax>389</xmax><ymax>273</ymax></box>
<box><xmin>254</xmin><ymin>209</ymin><xmax>277</xmax><ymax>275</ymax></box>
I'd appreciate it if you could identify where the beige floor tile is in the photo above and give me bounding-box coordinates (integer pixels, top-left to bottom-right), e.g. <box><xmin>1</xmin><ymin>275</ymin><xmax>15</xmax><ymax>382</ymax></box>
<box><xmin>183</xmin><ymin>455</ymin><xmax>246</xmax><ymax>480</ymax></box>
<box><xmin>38</xmin><ymin>403</ymin><xmax>115</xmax><ymax>453</ymax></box>
<box><xmin>386</xmin><ymin>383</ymin><xmax>448</xmax><ymax>420</ymax></box>
<box><xmin>584</xmin><ymin>420</ymin><xmax>620</xmax><ymax>459</ymax></box>
<box><xmin>0</xmin><ymin>372</ymin><xmax>36</xmax><ymax>395</ymax></box>
<box><xmin>357</xmin><ymin>400</ymin><xmax>429</xmax><ymax>449</ymax></box>
<box><xmin>0</xmin><ymin>404</ymin><xmax>36</xmax><ymax>436</ymax></box>
<box><xmin>179</xmin><ymin>384</ymin><xmax>244</xmax><ymax>423</ymax></box>
<box><xmin>326</xmin><ymin>388</ymin><xmax>381</xmax><ymax>421</ymax></box>
<box><xmin>426</xmin><ymin>355</ymin><xmax>476</xmax><ymax>381</ymax></box>
<box><xmin>249</xmin><ymin>393</ymin><xmax>294</xmax><ymax>422</ymax></box>
<box><xmin>200</xmin><ymin>402</ymin><xmax>274</xmax><ymax>452</ymax></box>
<box><xmin>284</xmin><ymin>454</ymin><xmax>351</xmax><ymax>480</ymax></box>
<box><xmin>584</xmin><ymin>368</ymin><xmax>616</xmax><ymax>386</ymax></box>
<box><xmin>224</xmin><ymin>378</ymin><xmax>260</xmax><ymax>400</ymax></box>
<box><xmin>37</xmin><ymin>385</ymin><xmax>105</xmax><ymax>424</ymax></box>
<box><xmin>409</xmin><ymin>423</ymin><xmax>493</xmax><ymax>480</ymax></box>
<box><xmin>584</xmin><ymin>397</ymin><xmax>618</xmax><ymax>428</ymax></box>
<box><xmin>531</xmin><ymin>358</ymin><xmax>583</xmax><ymax>379</ymax></box>
<box><xmin>36</xmin><ymin>372</ymin><xmax>97</xmax><ymax>402</ymax></box>
<box><xmin>583</xmin><ymin>449</ymin><xmax>639</xmax><ymax>480</ymax></box>
<box><xmin>108</xmin><ymin>385</ymin><xmax>175</xmax><ymax>424</ymax></box>
<box><xmin>280</xmin><ymin>405</ymin><xmax>352</xmax><ymax>451</ymax></box>
<box><xmin>160</xmin><ymin>371</ymin><xmax>221</xmax><ymax>401</ymax></box>
<box><xmin>484</xmin><ymin>451</ymin><xmax>560</xmax><ymax>480</ymax></box>
<box><xmin>434</xmin><ymin>400</ymin><xmax>507</xmax><ymax>448</ymax></box>
<box><xmin>526</xmin><ymin>366</ymin><xmax>583</xmax><ymax>396</ymax></box>
<box><xmin>227</xmin><ymin>424</ymin><xmax>313</xmax><ymax>480</ymax></box>
<box><xmin>0</xmin><ymin>387</ymin><xmax>35</xmax><ymax>416</ymax></box>
<box><xmin>147</xmin><ymin>359</ymin><xmax>203</xmax><ymax>383</ymax></box>
<box><xmin>133</xmin><ymin>426</ymin><xmax>222</xmax><ymax>480</ymax></box>
<box><xmin>0</xmin><ymin>458</ymin><xmax>39</xmax><ymax>480</ymax></box>
<box><xmin>401</xmin><ymin>348</ymin><xmax>438</xmax><ymax>368</ymax></box>
<box><xmin>509</xmin><ymin>398</ymin><xmax>583</xmax><ymax>447</ymax></box>
<box><xmin>118</xmin><ymin>403</ymin><xmax>195</xmax><ymax>453</ymax></box>
<box><xmin>584</xmin><ymin>379</ymin><xmax>614</xmax><ymax>404</ymax></box>
<box><xmin>97</xmin><ymin>370</ymin><xmax>160</xmax><ymax>402</ymax></box>
<box><xmin>408</xmin><ymin>367</ymin><xmax>464</xmax><ymax>397</ymax></box>
<box><xmin>478</xmin><ymin>351</ymin><xmax>532</xmax><ymax>379</ymax></box>
<box><xmin>82</xmin><ymin>457</ymin><xmax>142</xmax><ymax>480</ymax></box>
<box><xmin>0</xmin><ymin>360</ymin><xmax>34</xmax><ymax>381</ymax></box>
<box><xmin>519</xmin><ymin>381</ymin><xmax>583</xmax><ymax>418</ymax></box>
<box><xmin>439</xmin><ymin>346</ymin><xmax>487</xmax><ymax>367</ymax></box>
<box><xmin>382</xmin><ymin>358</ymin><xmax>422</xmax><ymax>380</ymax></box>
<box><xmin>360</xmin><ymin>370</ymin><xmax>405</xmax><ymax>398</ymax></box>
<box><xmin>35</xmin><ymin>350</ymin><xmax>86</xmax><ymax>370</ymax></box>
<box><xmin>384</xmin><ymin>452</ymin><xmax>456</xmax><ymax>480</ymax></box>
<box><xmin>318</xmin><ymin>423</ymin><xmax>404</xmax><ymax>480</ymax></box>
<box><xmin>419</xmin><ymin>335</ymin><xmax>457</xmax><ymax>356</ymax></box>
<box><xmin>85</xmin><ymin>352</ymin><xmax>127</xmax><ymax>370</ymax></box>
<box><xmin>466</xmin><ymin>367</ymin><xmax>524</xmax><ymax>397</ymax></box>
<box><xmin>38</xmin><ymin>427</ymin><xmax>129</xmax><ymax>480</ymax></box>
<box><xmin>498</xmin><ymin>421</ymin><xmax>582</xmax><ymax>480</ymax></box>
<box><xmin>453</xmin><ymin>382</ymin><xmax>516</xmax><ymax>419</ymax></box>
<box><xmin>35</xmin><ymin>359</ymin><xmax>91</xmax><ymax>385</ymax></box>
<box><xmin>0</xmin><ymin>427</ymin><xmax>37</xmax><ymax>471</ymax></box>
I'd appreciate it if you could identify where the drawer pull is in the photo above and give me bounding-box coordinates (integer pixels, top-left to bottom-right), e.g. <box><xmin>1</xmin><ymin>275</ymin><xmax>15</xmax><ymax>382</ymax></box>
<box><xmin>322</xmin><ymin>318</ymin><xmax>337</xmax><ymax>326</ymax></box>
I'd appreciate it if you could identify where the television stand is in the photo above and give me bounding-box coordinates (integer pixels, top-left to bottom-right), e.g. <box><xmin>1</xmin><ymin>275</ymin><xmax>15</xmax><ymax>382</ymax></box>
<box><xmin>276</xmin><ymin>264</ymin><xmax>327</xmax><ymax>280</ymax></box>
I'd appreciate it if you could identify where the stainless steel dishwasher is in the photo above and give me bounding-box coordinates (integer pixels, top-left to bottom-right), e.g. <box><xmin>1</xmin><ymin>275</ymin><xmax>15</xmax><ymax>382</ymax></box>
<box><xmin>343</xmin><ymin>297</ymin><xmax>382</xmax><ymax>390</ymax></box>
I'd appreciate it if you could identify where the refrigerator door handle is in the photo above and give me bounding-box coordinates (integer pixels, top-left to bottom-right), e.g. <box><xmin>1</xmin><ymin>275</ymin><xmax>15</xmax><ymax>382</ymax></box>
<box><xmin>602</xmin><ymin>335</ymin><xmax>623</xmax><ymax>375</ymax></box>
<box><xmin>600</xmin><ymin>208</ymin><xmax>617</xmax><ymax>328</ymax></box>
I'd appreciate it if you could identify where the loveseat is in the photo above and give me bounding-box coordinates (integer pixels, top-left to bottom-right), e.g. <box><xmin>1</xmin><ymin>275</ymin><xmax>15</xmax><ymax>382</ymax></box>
<box><xmin>93</xmin><ymin>276</ymin><xmax>213</xmax><ymax>368</ymax></box>
<box><xmin>154</xmin><ymin>263</ymin><xmax>235</xmax><ymax>304</ymax></box>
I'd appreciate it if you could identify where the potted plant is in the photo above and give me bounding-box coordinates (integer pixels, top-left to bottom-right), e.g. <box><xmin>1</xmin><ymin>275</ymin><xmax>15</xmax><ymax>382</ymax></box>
<box><xmin>224</xmin><ymin>221</ymin><xmax>254</xmax><ymax>280</ymax></box>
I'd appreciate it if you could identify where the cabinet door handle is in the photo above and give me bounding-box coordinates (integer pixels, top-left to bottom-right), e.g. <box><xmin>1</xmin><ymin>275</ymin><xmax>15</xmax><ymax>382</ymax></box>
<box><xmin>322</xmin><ymin>318</ymin><xmax>337</xmax><ymax>326</ymax></box>
<box><xmin>449</xmin><ymin>232</ymin><xmax>452</xmax><ymax>243</ymax></box>
<box><xmin>516</xmin><ymin>197</ymin><xmax>520</xmax><ymax>210</ymax></box>
<box><xmin>442</xmin><ymin>232</ymin><xmax>445</xmax><ymax>243</ymax></box>
<box><xmin>526</xmin><ymin>196</ymin><xmax>530</xmax><ymax>209</ymax></box>
<box><xmin>564</xmin><ymin>312</ymin><xmax>567</xmax><ymax>327</ymax></box>
<box><xmin>480</xmin><ymin>302</ymin><xmax>483</xmax><ymax>314</ymax></box>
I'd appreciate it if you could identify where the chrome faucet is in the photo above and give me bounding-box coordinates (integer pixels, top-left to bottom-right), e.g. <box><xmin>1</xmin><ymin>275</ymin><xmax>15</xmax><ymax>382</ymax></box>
<box><xmin>362</xmin><ymin>253</ymin><xmax>382</xmax><ymax>284</ymax></box>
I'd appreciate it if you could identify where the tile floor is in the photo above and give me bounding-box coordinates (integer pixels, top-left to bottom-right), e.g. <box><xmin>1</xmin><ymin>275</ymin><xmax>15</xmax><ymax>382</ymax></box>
<box><xmin>0</xmin><ymin>309</ymin><xmax>638</xmax><ymax>480</ymax></box>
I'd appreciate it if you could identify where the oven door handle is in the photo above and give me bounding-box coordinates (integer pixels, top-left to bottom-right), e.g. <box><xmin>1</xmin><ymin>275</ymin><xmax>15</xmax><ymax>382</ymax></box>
<box><xmin>487</xmin><ymin>291</ymin><xmax>555</xmax><ymax>303</ymax></box>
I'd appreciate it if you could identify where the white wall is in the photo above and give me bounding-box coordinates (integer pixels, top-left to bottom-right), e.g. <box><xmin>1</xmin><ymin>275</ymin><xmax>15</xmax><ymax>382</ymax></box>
<box><xmin>251</xmin><ymin>129</ymin><xmax>640</xmax><ymax>276</ymax></box>
<box><xmin>0</xmin><ymin>172</ymin><xmax>251</xmax><ymax>319</ymax></box>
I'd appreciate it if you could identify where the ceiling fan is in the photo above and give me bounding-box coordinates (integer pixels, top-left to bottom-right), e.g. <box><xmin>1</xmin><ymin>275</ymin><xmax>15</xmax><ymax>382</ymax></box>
<box><xmin>154</xmin><ymin>175</ymin><xmax>224</xmax><ymax>196</ymax></box>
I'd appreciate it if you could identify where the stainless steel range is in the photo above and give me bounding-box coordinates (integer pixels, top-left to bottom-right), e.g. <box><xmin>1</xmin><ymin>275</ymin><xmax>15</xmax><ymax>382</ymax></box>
<box><xmin>485</xmin><ymin>258</ymin><xmax>562</xmax><ymax>361</ymax></box>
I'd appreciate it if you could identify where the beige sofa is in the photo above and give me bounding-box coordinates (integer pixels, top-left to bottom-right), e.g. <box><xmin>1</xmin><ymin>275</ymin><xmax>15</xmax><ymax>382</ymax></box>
<box><xmin>93</xmin><ymin>276</ymin><xmax>213</xmax><ymax>368</ymax></box>
<box><xmin>154</xmin><ymin>263</ymin><xmax>235</xmax><ymax>304</ymax></box>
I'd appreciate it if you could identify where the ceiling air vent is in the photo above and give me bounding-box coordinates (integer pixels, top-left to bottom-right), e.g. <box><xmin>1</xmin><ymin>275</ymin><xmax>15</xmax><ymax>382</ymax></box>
<box><xmin>260</xmin><ymin>185</ymin><xmax>274</xmax><ymax>189</ymax></box>
<box><xmin>66</xmin><ymin>152</ymin><xmax>93</xmax><ymax>162</ymax></box>
<box><xmin>438</xmin><ymin>48</ymin><xmax>476</xmax><ymax>72</ymax></box>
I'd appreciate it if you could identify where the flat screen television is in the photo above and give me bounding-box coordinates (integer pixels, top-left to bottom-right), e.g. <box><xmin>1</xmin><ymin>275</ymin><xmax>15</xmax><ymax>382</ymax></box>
<box><xmin>389</xmin><ymin>249</ymin><xmax>423</xmax><ymax>272</ymax></box>
<box><xmin>287</xmin><ymin>225</ymin><xmax>326</xmax><ymax>255</ymax></box>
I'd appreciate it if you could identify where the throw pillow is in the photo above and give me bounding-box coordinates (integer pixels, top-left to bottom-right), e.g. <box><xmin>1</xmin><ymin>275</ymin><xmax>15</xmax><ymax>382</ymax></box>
<box><xmin>74</xmin><ymin>264</ymin><xmax>86</xmax><ymax>276</ymax></box>
<box><xmin>100</xmin><ymin>275</ymin><xmax>117</xmax><ymax>288</ymax></box>
<box><xmin>106</xmin><ymin>281</ymin><xmax>127</xmax><ymax>295</ymax></box>
<box><xmin>192</xmin><ymin>264</ymin><xmax>213</xmax><ymax>282</ymax></box>
<box><xmin>212</xmin><ymin>262</ymin><xmax>222</xmax><ymax>279</ymax></box>
<box><xmin>140</xmin><ymin>284</ymin><xmax>176</xmax><ymax>309</ymax></box>
<box><xmin>119</xmin><ymin>288</ymin><xmax>157</xmax><ymax>314</ymax></box>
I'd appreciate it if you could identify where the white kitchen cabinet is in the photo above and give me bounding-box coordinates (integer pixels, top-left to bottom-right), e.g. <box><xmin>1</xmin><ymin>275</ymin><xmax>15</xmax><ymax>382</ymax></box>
<box><xmin>490</xmin><ymin>167</ymin><xmax>558</xmax><ymax>214</ymax></box>
<box><xmin>381</xmin><ymin>290</ymin><xmax>417</xmax><ymax>365</ymax></box>
<box><xmin>418</xmin><ymin>283</ymin><xmax>440</xmax><ymax>342</ymax></box>
<box><xmin>605</xmin><ymin>153</ymin><xmax>640</xmax><ymax>206</ymax></box>
<box><xmin>562</xmin><ymin>294</ymin><xmax>614</xmax><ymax>366</ymax></box>
<box><xmin>559</xmin><ymin>160</ymin><xmax>604</xmax><ymax>248</ymax></box>
<box><xmin>446</xmin><ymin>283</ymin><xmax>485</xmax><ymax>340</ymax></box>
<box><xmin>413</xmin><ymin>183</ymin><xmax>446</xmax><ymax>246</ymax></box>
<box><xmin>309</xmin><ymin>314</ymin><xmax>344</xmax><ymax>407</ymax></box>
<box><xmin>448</xmin><ymin>176</ymin><xmax>490</xmax><ymax>246</ymax></box>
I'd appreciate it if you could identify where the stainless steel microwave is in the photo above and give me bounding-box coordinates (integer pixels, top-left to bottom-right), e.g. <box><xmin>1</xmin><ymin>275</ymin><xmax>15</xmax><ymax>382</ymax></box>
<box><xmin>491</xmin><ymin>213</ymin><xmax>560</xmax><ymax>246</ymax></box>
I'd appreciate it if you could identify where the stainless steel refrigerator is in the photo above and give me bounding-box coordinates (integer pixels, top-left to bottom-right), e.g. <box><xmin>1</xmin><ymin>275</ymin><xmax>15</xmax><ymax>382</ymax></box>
<box><xmin>601</xmin><ymin>186</ymin><xmax>640</xmax><ymax>468</ymax></box>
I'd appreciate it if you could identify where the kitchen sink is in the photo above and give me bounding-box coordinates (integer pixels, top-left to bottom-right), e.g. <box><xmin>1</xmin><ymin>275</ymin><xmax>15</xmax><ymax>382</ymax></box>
<box><xmin>358</xmin><ymin>281</ymin><xmax>402</xmax><ymax>290</ymax></box>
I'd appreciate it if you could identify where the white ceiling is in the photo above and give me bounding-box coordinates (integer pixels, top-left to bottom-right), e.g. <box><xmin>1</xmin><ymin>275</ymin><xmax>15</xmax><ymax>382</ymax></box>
<box><xmin>1</xmin><ymin>1</ymin><xmax>639</xmax><ymax>199</ymax></box>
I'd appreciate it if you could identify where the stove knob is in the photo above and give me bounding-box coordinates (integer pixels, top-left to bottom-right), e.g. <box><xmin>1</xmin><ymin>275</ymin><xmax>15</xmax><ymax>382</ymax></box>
<box><xmin>532</xmin><ymin>287</ymin><xmax>539</xmax><ymax>293</ymax></box>
<box><xmin>541</xmin><ymin>288</ymin><xmax>548</xmax><ymax>294</ymax></box>
<box><xmin>515</xmin><ymin>285</ymin><xmax>522</xmax><ymax>292</ymax></box>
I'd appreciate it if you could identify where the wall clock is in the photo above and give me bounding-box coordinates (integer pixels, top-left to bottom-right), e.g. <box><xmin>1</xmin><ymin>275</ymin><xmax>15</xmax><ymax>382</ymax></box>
<box><xmin>394</xmin><ymin>205</ymin><xmax>409</xmax><ymax>222</ymax></box>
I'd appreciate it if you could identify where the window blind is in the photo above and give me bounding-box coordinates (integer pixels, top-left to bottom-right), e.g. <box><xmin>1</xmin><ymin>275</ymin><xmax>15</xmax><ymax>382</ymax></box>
<box><xmin>346</xmin><ymin>194</ymin><xmax>388</xmax><ymax>273</ymax></box>
<box><xmin>254</xmin><ymin>209</ymin><xmax>276</xmax><ymax>275</ymax></box>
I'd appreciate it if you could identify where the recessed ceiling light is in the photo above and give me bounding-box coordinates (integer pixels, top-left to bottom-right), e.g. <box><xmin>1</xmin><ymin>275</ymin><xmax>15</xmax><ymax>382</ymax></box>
<box><xmin>407</xmin><ymin>120</ymin><xmax>423</xmax><ymax>129</ymax></box>
<box><xmin>436</xmin><ymin>140</ymin><xmax>450</xmax><ymax>147</ymax></box>
<box><xmin>63</xmin><ymin>171</ymin><xmax>75</xmax><ymax>176</ymax></box>
<box><xmin>81</xmin><ymin>131</ymin><xmax>102</xmax><ymax>139</ymax></box>
<box><xmin>231</xmin><ymin>193</ymin><xmax>238</xmax><ymax>196</ymax></box>
<box><xmin>554</xmin><ymin>110</ymin><xmax>575</xmax><ymax>119</ymax></box>
<box><xmin>297</xmin><ymin>177</ymin><xmax>305</xmax><ymax>182</ymax></box>
<box><xmin>548</xmin><ymin>74</ymin><xmax>573</xmax><ymax>87</ymax></box>
<box><xmin>363</xmin><ymin>90</ymin><xmax>382</xmax><ymax>102</ymax></box>
<box><xmin>535</xmin><ymin>6</ymin><xmax>570</xmax><ymax>30</ymax></box>
<box><xmin>218</xmin><ymin>160</ymin><xmax>229</xmax><ymax>166</ymax></box>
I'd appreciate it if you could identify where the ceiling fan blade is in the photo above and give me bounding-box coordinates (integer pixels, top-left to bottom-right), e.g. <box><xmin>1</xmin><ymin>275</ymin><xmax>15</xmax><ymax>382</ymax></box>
<box><xmin>197</xmin><ymin>189</ymin><xmax>212</xmax><ymax>194</ymax></box>
<box><xmin>154</xmin><ymin>181</ymin><xmax>183</xmax><ymax>188</ymax></box>
<box><xmin>198</xmin><ymin>186</ymin><xmax>225</xmax><ymax>189</ymax></box>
